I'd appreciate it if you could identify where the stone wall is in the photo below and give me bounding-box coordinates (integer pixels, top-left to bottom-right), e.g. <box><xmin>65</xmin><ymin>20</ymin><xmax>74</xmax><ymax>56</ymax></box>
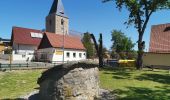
<box><xmin>38</xmin><ymin>62</ymin><xmax>99</xmax><ymax>100</ymax></box>
<box><xmin>46</xmin><ymin>13</ymin><xmax>69</xmax><ymax>35</ymax></box>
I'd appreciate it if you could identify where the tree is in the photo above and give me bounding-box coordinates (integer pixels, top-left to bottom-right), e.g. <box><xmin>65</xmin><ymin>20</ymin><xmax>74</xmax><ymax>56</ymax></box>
<box><xmin>82</xmin><ymin>32</ymin><xmax>95</xmax><ymax>59</ymax></box>
<box><xmin>91</xmin><ymin>33</ymin><xmax>103</xmax><ymax>67</ymax></box>
<box><xmin>103</xmin><ymin>0</ymin><xmax>170</xmax><ymax>69</ymax></box>
<box><xmin>111</xmin><ymin>30</ymin><xmax>135</xmax><ymax>53</ymax></box>
<box><xmin>102</xmin><ymin>47</ymin><xmax>109</xmax><ymax>58</ymax></box>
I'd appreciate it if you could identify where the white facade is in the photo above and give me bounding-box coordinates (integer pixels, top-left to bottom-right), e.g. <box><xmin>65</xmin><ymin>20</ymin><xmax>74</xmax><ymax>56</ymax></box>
<box><xmin>12</xmin><ymin>43</ymin><xmax>37</xmax><ymax>61</ymax></box>
<box><xmin>12</xmin><ymin>43</ymin><xmax>86</xmax><ymax>63</ymax></box>
<box><xmin>38</xmin><ymin>48</ymin><xmax>86</xmax><ymax>63</ymax></box>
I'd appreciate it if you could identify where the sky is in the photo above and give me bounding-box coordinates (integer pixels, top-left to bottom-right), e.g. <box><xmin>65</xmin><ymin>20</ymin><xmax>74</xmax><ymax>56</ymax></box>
<box><xmin>0</xmin><ymin>0</ymin><xmax>170</xmax><ymax>51</ymax></box>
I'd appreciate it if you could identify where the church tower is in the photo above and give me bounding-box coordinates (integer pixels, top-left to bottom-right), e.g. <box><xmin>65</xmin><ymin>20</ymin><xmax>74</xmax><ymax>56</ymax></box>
<box><xmin>46</xmin><ymin>0</ymin><xmax>69</xmax><ymax>35</ymax></box>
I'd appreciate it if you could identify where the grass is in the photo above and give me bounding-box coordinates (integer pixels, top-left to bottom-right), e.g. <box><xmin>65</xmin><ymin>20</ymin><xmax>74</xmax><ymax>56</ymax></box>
<box><xmin>0</xmin><ymin>68</ymin><xmax>170</xmax><ymax>100</ymax></box>
<box><xmin>99</xmin><ymin>67</ymin><xmax>170</xmax><ymax>100</ymax></box>
<box><xmin>0</xmin><ymin>70</ymin><xmax>44</xmax><ymax>99</ymax></box>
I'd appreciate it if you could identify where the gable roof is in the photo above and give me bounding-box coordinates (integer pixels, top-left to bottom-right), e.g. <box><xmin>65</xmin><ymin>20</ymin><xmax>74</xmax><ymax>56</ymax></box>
<box><xmin>149</xmin><ymin>23</ymin><xmax>170</xmax><ymax>53</ymax></box>
<box><xmin>11</xmin><ymin>26</ymin><xmax>43</xmax><ymax>46</ymax></box>
<box><xmin>49</xmin><ymin>0</ymin><xmax>68</xmax><ymax>18</ymax></box>
<box><xmin>39</xmin><ymin>32</ymin><xmax>86</xmax><ymax>50</ymax></box>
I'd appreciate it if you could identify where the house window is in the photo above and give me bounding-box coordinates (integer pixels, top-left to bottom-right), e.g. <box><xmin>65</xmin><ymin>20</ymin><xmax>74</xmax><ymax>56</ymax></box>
<box><xmin>66</xmin><ymin>52</ymin><xmax>70</xmax><ymax>58</ymax></box>
<box><xmin>79</xmin><ymin>53</ymin><xmax>82</xmax><ymax>58</ymax></box>
<box><xmin>73</xmin><ymin>53</ymin><xmax>76</xmax><ymax>58</ymax></box>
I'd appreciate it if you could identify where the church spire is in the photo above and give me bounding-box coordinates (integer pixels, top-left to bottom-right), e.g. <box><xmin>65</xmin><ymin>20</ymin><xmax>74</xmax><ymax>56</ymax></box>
<box><xmin>49</xmin><ymin>0</ymin><xmax>67</xmax><ymax>18</ymax></box>
<box><xmin>46</xmin><ymin>0</ymin><xmax>69</xmax><ymax>34</ymax></box>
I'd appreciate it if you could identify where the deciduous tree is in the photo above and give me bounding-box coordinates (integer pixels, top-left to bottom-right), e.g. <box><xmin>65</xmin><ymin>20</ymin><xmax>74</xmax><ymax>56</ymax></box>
<box><xmin>111</xmin><ymin>30</ymin><xmax>135</xmax><ymax>53</ymax></box>
<box><xmin>103</xmin><ymin>0</ymin><xmax>170</xmax><ymax>69</ymax></box>
<box><xmin>82</xmin><ymin>32</ymin><xmax>95</xmax><ymax>59</ymax></box>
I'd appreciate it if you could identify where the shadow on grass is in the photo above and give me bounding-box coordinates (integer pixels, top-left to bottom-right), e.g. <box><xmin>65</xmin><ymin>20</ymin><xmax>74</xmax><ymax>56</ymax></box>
<box><xmin>100</xmin><ymin>67</ymin><xmax>134</xmax><ymax>79</ymax></box>
<box><xmin>135</xmin><ymin>73</ymin><xmax>170</xmax><ymax>84</ymax></box>
<box><xmin>100</xmin><ymin>67</ymin><xmax>170</xmax><ymax>100</ymax></box>
<box><xmin>113</xmin><ymin>87</ymin><xmax>170</xmax><ymax>100</ymax></box>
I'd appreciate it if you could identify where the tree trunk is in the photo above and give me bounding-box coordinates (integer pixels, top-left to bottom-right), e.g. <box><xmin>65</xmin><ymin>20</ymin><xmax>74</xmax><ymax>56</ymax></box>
<box><xmin>99</xmin><ymin>33</ymin><xmax>103</xmax><ymax>67</ymax></box>
<box><xmin>90</xmin><ymin>34</ymin><xmax>103</xmax><ymax>68</ymax></box>
<box><xmin>137</xmin><ymin>47</ymin><xmax>143</xmax><ymax>69</ymax></box>
<box><xmin>136</xmin><ymin>33</ymin><xmax>144</xmax><ymax>70</ymax></box>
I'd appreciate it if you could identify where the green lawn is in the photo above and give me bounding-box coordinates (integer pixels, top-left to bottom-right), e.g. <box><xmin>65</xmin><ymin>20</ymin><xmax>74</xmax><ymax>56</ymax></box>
<box><xmin>100</xmin><ymin>67</ymin><xmax>170</xmax><ymax>100</ymax></box>
<box><xmin>0</xmin><ymin>68</ymin><xmax>170</xmax><ymax>100</ymax></box>
<box><xmin>0</xmin><ymin>70</ymin><xmax>44</xmax><ymax>99</ymax></box>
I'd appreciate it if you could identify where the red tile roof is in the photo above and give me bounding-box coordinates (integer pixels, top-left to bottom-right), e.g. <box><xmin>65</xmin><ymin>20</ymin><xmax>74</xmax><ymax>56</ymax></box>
<box><xmin>149</xmin><ymin>23</ymin><xmax>170</xmax><ymax>53</ymax></box>
<box><xmin>11</xmin><ymin>27</ymin><xmax>85</xmax><ymax>50</ymax></box>
<box><xmin>39</xmin><ymin>32</ymin><xmax>85</xmax><ymax>50</ymax></box>
<box><xmin>11</xmin><ymin>26</ymin><xmax>43</xmax><ymax>46</ymax></box>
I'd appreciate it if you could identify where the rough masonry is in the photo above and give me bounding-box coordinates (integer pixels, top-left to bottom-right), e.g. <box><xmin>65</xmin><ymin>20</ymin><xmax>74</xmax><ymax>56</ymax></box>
<box><xmin>37</xmin><ymin>62</ymin><xmax>99</xmax><ymax>100</ymax></box>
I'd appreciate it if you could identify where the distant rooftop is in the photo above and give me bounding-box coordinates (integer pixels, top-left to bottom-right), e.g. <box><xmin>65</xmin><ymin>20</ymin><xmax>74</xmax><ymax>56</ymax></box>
<box><xmin>0</xmin><ymin>37</ymin><xmax>10</xmax><ymax>42</ymax></box>
<box><xmin>149</xmin><ymin>23</ymin><xmax>170</xmax><ymax>53</ymax></box>
<box><xmin>69</xmin><ymin>30</ymin><xmax>83</xmax><ymax>39</ymax></box>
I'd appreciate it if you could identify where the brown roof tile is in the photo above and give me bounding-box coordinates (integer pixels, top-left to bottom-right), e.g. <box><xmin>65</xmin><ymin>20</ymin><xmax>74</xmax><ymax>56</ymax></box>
<box><xmin>11</xmin><ymin>27</ymin><xmax>85</xmax><ymax>50</ymax></box>
<box><xmin>11</xmin><ymin>26</ymin><xmax>43</xmax><ymax>46</ymax></box>
<box><xmin>43</xmin><ymin>32</ymin><xmax>86</xmax><ymax>50</ymax></box>
<box><xmin>149</xmin><ymin>23</ymin><xmax>170</xmax><ymax>53</ymax></box>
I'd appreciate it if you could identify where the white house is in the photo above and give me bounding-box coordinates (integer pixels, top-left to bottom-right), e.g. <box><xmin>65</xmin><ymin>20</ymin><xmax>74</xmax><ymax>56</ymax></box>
<box><xmin>11</xmin><ymin>0</ymin><xmax>86</xmax><ymax>62</ymax></box>
<box><xmin>38</xmin><ymin>32</ymin><xmax>86</xmax><ymax>63</ymax></box>
<box><xmin>11</xmin><ymin>27</ymin><xmax>44</xmax><ymax>61</ymax></box>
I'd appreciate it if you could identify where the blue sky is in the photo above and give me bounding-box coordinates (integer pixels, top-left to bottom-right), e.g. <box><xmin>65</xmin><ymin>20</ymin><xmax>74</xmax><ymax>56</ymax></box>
<box><xmin>0</xmin><ymin>0</ymin><xmax>170</xmax><ymax>51</ymax></box>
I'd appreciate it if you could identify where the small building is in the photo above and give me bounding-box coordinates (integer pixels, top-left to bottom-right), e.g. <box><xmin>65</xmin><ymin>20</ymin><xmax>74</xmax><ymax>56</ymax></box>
<box><xmin>38</xmin><ymin>32</ymin><xmax>86</xmax><ymax>63</ymax></box>
<box><xmin>143</xmin><ymin>23</ymin><xmax>170</xmax><ymax>66</ymax></box>
<box><xmin>10</xmin><ymin>0</ymin><xmax>86</xmax><ymax>62</ymax></box>
<box><xmin>0</xmin><ymin>38</ymin><xmax>11</xmax><ymax>54</ymax></box>
<box><xmin>11</xmin><ymin>27</ymin><xmax>44</xmax><ymax>61</ymax></box>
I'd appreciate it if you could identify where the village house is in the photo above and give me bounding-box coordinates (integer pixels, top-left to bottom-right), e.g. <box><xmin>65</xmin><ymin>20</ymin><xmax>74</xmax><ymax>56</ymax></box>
<box><xmin>143</xmin><ymin>23</ymin><xmax>170</xmax><ymax>66</ymax></box>
<box><xmin>149</xmin><ymin>23</ymin><xmax>170</xmax><ymax>53</ymax></box>
<box><xmin>38</xmin><ymin>32</ymin><xmax>86</xmax><ymax>62</ymax></box>
<box><xmin>11</xmin><ymin>0</ymin><xmax>86</xmax><ymax>62</ymax></box>
<box><xmin>0</xmin><ymin>38</ymin><xmax>10</xmax><ymax>54</ymax></box>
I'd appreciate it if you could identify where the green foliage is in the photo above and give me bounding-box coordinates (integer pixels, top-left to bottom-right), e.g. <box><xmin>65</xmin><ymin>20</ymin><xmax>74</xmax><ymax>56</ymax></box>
<box><xmin>110</xmin><ymin>30</ymin><xmax>136</xmax><ymax>59</ymax></box>
<box><xmin>4</xmin><ymin>48</ymin><xmax>12</xmax><ymax>54</ymax></box>
<box><xmin>111</xmin><ymin>30</ymin><xmax>135</xmax><ymax>53</ymax></box>
<box><xmin>103</xmin><ymin>0</ymin><xmax>170</xmax><ymax>68</ymax></box>
<box><xmin>102</xmin><ymin>47</ymin><xmax>109</xmax><ymax>58</ymax></box>
<box><xmin>103</xmin><ymin>0</ymin><xmax>170</xmax><ymax>29</ymax></box>
<box><xmin>82</xmin><ymin>32</ymin><xmax>95</xmax><ymax>58</ymax></box>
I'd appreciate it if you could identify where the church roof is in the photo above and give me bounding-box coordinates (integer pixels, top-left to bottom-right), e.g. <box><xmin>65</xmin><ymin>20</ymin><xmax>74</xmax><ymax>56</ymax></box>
<box><xmin>39</xmin><ymin>32</ymin><xmax>86</xmax><ymax>50</ymax></box>
<box><xmin>11</xmin><ymin>26</ymin><xmax>43</xmax><ymax>46</ymax></box>
<box><xmin>149</xmin><ymin>23</ymin><xmax>170</xmax><ymax>53</ymax></box>
<box><xmin>49</xmin><ymin>0</ymin><xmax>68</xmax><ymax>18</ymax></box>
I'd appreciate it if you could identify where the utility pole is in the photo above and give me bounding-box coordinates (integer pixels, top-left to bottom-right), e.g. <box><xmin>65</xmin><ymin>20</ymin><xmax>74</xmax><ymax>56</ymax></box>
<box><xmin>9</xmin><ymin>52</ymin><xmax>12</xmax><ymax>71</ymax></box>
<box><xmin>62</xmin><ymin>19</ymin><xmax>65</xmax><ymax>64</ymax></box>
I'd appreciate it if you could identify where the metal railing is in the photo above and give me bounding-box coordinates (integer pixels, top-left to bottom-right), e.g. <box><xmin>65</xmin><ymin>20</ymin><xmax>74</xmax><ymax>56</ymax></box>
<box><xmin>0</xmin><ymin>62</ymin><xmax>67</xmax><ymax>71</ymax></box>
